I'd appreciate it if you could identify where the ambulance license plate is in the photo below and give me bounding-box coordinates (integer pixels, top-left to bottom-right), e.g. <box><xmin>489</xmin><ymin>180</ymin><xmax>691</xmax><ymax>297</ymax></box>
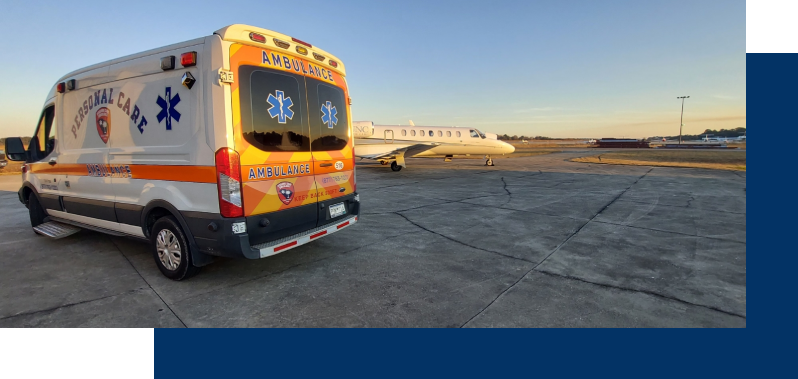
<box><xmin>329</xmin><ymin>203</ymin><xmax>346</xmax><ymax>218</ymax></box>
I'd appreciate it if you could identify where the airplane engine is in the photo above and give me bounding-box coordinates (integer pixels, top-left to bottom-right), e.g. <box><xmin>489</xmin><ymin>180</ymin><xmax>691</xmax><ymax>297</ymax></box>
<box><xmin>352</xmin><ymin>121</ymin><xmax>375</xmax><ymax>138</ymax></box>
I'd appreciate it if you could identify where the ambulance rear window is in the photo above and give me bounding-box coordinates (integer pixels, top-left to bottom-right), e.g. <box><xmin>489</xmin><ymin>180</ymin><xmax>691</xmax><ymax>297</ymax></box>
<box><xmin>307</xmin><ymin>79</ymin><xmax>349</xmax><ymax>151</ymax></box>
<box><xmin>239</xmin><ymin>66</ymin><xmax>310</xmax><ymax>152</ymax></box>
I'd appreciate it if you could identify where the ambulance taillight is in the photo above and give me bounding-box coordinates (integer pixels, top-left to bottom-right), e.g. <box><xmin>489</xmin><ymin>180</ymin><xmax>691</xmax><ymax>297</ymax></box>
<box><xmin>215</xmin><ymin>148</ymin><xmax>244</xmax><ymax>218</ymax></box>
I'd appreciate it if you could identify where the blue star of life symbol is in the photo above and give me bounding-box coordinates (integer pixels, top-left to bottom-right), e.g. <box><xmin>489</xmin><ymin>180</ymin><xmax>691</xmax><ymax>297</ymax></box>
<box><xmin>321</xmin><ymin>101</ymin><xmax>338</xmax><ymax>129</ymax></box>
<box><xmin>267</xmin><ymin>90</ymin><xmax>294</xmax><ymax>124</ymax></box>
<box><xmin>156</xmin><ymin>87</ymin><xmax>181</xmax><ymax>130</ymax></box>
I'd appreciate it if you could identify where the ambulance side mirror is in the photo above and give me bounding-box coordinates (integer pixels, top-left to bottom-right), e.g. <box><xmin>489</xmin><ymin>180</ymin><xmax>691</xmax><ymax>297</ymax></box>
<box><xmin>4</xmin><ymin>137</ymin><xmax>27</xmax><ymax>161</ymax></box>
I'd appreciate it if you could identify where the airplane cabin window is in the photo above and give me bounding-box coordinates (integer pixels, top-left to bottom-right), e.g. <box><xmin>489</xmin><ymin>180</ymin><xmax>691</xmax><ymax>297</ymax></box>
<box><xmin>456</xmin><ymin>131</ymin><xmax>461</xmax><ymax>137</ymax></box>
<box><xmin>411</xmin><ymin>130</ymin><xmax>416</xmax><ymax>136</ymax></box>
<box><xmin>470</xmin><ymin>130</ymin><xmax>480</xmax><ymax>138</ymax></box>
<box><xmin>402</xmin><ymin>129</ymin><xmax>407</xmax><ymax>136</ymax></box>
<box><xmin>438</xmin><ymin>131</ymin><xmax>442</xmax><ymax>137</ymax></box>
<box><xmin>428</xmin><ymin>130</ymin><xmax>433</xmax><ymax>136</ymax></box>
<box><xmin>447</xmin><ymin>131</ymin><xmax>452</xmax><ymax>137</ymax></box>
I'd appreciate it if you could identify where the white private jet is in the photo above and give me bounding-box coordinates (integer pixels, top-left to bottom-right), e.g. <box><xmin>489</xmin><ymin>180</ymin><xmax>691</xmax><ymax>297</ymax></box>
<box><xmin>353</xmin><ymin>121</ymin><xmax>516</xmax><ymax>171</ymax></box>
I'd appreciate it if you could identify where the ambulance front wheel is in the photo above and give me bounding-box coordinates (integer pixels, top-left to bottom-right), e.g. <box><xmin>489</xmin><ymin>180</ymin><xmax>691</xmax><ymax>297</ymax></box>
<box><xmin>150</xmin><ymin>216</ymin><xmax>200</xmax><ymax>281</ymax></box>
<box><xmin>28</xmin><ymin>193</ymin><xmax>47</xmax><ymax>228</ymax></box>
<box><xmin>391</xmin><ymin>161</ymin><xmax>402</xmax><ymax>171</ymax></box>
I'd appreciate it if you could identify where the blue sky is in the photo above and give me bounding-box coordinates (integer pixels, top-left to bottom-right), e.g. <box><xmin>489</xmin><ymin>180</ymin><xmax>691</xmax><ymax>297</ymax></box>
<box><xmin>0</xmin><ymin>0</ymin><xmax>745</xmax><ymax>138</ymax></box>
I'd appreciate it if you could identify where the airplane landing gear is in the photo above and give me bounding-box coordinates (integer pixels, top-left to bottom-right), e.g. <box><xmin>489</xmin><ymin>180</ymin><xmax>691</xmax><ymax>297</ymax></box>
<box><xmin>485</xmin><ymin>155</ymin><xmax>495</xmax><ymax>166</ymax></box>
<box><xmin>380</xmin><ymin>160</ymin><xmax>388</xmax><ymax>165</ymax></box>
<box><xmin>391</xmin><ymin>161</ymin><xmax>402</xmax><ymax>171</ymax></box>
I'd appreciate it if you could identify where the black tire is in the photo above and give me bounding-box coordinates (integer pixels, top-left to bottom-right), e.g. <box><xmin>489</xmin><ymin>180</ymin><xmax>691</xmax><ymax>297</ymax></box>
<box><xmin>391</xmin><ymin>161</ymin><xmax>402</xmax><ymax>171</ymax></box>
<box><xmin>150</xmin><ymin>216</ymin><xmax>200</xmax><ymax>280</ymax></box>
<box><xmin>28</xmin><ymin>193</ymin><xmax>47</xmax><ymax>228</ymax></box>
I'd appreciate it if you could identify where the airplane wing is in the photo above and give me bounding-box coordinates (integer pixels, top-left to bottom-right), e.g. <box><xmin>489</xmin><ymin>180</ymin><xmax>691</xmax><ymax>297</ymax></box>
<box><xmin>355</xmin><ymin>143</ymin><xmax>439</xmax><ymax>160</ymax></box>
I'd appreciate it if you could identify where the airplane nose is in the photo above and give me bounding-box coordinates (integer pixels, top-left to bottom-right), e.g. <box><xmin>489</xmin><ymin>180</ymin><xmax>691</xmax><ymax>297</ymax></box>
<box><xmin>502</xmin><ymin>142</ymin><xmax>515</xmax><ymax>154</ymax></box>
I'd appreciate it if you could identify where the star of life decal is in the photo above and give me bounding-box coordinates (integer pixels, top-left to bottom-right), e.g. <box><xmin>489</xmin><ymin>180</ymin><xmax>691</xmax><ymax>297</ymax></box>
<box><xmin>267</xmin><ymin>90</ymin><xmax>294</xmax><ymax>124</ymax></box>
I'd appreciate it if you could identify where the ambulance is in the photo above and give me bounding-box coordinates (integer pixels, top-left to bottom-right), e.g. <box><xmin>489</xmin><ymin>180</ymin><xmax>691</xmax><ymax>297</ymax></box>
<box><xmin>3</xmin><ymin>25</ymin><xmax>360</xmax><ymax>280</ymax></box>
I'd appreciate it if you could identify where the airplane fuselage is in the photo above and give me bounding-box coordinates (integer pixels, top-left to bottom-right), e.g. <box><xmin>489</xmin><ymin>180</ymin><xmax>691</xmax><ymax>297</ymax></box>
<box><xmin>355</xmin><ymin>125</ymin><xmax>515</xmax><ymax>157</ymax></box>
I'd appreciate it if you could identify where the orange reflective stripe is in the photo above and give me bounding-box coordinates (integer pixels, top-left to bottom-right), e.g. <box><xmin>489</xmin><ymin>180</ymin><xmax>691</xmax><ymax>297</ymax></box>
<box><xmin>29</xmin><ymin>163</ymin><xmax>86</xmax><ymax>175</ymax></box>
<box><xmin>132</xmin><ymin>165</ymin><xmax>217</xmax><ymax>183</ymax></box>
<box><xmin>28</xmin><ymin>163</ymin><xmax>217</xmax><ymax>184</ymax></box>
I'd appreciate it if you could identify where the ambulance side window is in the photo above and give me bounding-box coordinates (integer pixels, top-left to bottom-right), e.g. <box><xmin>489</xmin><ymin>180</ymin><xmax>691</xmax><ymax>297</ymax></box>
<box><xmin>29</xmin><ymin>105</ymin><xmax>56</xmax><ymax>162</ymax></box>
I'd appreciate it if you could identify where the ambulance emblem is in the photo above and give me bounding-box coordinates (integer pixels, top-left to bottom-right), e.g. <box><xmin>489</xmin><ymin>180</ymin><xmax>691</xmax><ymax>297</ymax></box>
<box><xmin>321</xmin><ymin>101</ymin><xmax>338</xmax><ymax>129</ymax></box>
<box><xmin>276</xmin><ymin>181</ymin><xmax>295</xmax><ymax>205</ymax></box>
<box><xmin>267</xmin><ymin>90</ymin><xmax>294</xmax><ymax>124</ymax></box>
<box><xmin>95</xmin><ymin>107</ymin><xmax>111</xmax><ymax>144</ymax></box>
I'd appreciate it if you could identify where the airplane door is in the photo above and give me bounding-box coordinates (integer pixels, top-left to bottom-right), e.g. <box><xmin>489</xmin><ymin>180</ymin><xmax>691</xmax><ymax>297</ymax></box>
<box><xmin>384</xmin><ymin>130</ymin><xmax>394</xmax><ymax>144</ymax></box>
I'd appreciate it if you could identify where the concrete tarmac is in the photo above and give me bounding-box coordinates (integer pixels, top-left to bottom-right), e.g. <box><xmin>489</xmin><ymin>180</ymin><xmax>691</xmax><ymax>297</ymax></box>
<box><xmin>0</xmin><ymin>151</ymin><xmax>746</xmax><ymax>327</ymax></box>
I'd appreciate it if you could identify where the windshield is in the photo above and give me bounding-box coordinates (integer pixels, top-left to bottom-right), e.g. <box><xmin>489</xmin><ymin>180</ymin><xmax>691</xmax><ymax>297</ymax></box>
<box><xmin>470</xmin><ymin>129</ymin><xmax>486</xmax><ymax>139</ymax></box>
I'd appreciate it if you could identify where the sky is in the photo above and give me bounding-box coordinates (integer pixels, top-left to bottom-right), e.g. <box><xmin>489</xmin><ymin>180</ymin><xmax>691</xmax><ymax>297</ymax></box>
<box><xmin>0</xmin><ymin>0</ymin><xmax>745</xmax><ymax>139</ymax></box>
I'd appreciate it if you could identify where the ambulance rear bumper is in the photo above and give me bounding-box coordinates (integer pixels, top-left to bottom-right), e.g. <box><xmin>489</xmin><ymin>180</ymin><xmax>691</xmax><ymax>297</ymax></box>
<box><xmin>183</xmin><ymin>192</ymin><xmax>360</xmax><ymax>259</ymax></box>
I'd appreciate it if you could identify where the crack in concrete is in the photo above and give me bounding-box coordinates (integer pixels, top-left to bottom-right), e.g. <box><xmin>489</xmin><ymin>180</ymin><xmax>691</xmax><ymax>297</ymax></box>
<box><xmin>501</xmin><ymin>177</ymin><xmax>511</xmax><ymax>196</ymax></box>
<box><xmin>108</xmin><ymin>237</ymin><xmax>188</xmax><ymax>328</ymax></box>
<box><xmin>534</xmin><ymin>270</ymin><xmax>746</xmax><ymax>319</ymax></box>
<box><xmin>460</xmin><ymin>168</ymin><xmax>654</xmax><ymax>328</ymax></box>
<box><xmin>392</xmin><ymin>212</ymin><xmax>535</xmax><ymax>264</ymax></box>
<box><xmin>0</xmin><ymin>288</ymin><xmax>147</xmax><ymax>321</ymax></box>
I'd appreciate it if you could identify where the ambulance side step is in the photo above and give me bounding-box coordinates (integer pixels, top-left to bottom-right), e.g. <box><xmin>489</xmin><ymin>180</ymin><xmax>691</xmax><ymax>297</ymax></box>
<box><xmin>33</xmin><ymin>221</ymin><xmax>82</xmax><ymax>239</ymax></box>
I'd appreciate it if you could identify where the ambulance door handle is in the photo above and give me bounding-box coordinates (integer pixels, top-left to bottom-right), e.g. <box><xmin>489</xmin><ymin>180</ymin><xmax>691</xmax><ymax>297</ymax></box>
<box><xmin>319</xmin><ymin>163</ymin><xmax>332</xmax><ymax>167</ymax></box>
<box><xmin>48</xmin><ymin>158</ymin><xmax>57</xmax><ymax>166</ymax></box>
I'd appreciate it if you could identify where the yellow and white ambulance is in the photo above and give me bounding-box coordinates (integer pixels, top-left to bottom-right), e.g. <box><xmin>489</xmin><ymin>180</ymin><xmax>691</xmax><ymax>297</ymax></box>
<box><xmin>4</xmin><ymin>24</ymin><xmax>359</xmax><ymax>280</ymax></box>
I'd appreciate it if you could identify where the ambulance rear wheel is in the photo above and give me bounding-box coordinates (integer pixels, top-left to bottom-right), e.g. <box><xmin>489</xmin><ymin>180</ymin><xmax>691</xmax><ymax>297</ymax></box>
<box><xmin>391</xmin><ymin>161</ymin><xmax>402</xmax><ymax>171</ymax></box>
<box><xmin>151</xmin><ymin>216</ymin><xmax>200</xmax><ymax>281</ymax></box>
<box><xmin>28</xmin><ymin>193</ymin><xmax>47</xmax><ymax>228</ymax></box>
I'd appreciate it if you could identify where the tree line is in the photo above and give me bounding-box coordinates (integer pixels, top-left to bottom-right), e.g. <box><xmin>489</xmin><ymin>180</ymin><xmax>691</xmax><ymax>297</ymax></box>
<box><xmin>497</xmin><ymin>135</ymin><xmax>555</xmax><ymax>141</ymax></box>
<box><xmin>646</xmin><ymin>127</ymin><xmax>746</xmax><ymax>141</ymax></box>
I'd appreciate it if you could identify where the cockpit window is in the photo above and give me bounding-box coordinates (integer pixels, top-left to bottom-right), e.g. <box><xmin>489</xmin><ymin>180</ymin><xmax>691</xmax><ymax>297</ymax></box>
<box><xmin>470</xmin><ymin>129</ymin><xmax>486</xmax><ymax>138</ymax></box>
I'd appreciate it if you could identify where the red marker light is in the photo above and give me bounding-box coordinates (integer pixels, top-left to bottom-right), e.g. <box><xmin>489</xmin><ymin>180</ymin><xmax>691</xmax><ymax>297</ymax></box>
<box><xmin>57</xmin><ymin>82</ymin><xmax>65</xmax><ymax>93</ymax></box>
<box><xmin>291</xmin><ymin>37</ymin><xmax>312</xmax><ymax>48</ymax></box>
<box><xmin>329</xmin><ymin>60</ymin><xmax>338</xmax><ymax>68</ymax></box>
<box><xmin>180</xmin><ymin>52</ymin><xmax>197</xmax><ymax>67</ymax></box>
<box><xmin>249</xmin><ymin>32</ymin><xmax>266</xmax><ymax>43</ymax></box>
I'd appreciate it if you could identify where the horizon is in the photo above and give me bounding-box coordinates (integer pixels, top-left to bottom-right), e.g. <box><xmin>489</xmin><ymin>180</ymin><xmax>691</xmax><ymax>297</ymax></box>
<box><xmin>0</xmin><ymin>0</ymin><xmax>745</xmax><ymax>139</ymax></box>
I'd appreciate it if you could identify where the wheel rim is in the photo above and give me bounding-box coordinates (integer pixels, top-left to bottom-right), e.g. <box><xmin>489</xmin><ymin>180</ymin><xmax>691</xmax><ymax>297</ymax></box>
<box><xmin>156</xmin><ymin>229</ymin><xmax>181</xmax><ymax>271</ymax></box>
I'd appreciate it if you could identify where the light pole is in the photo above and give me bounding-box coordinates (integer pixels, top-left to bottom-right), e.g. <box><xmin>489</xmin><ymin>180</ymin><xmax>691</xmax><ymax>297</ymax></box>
<box><xmin>677</xmin><ymin>96</ymin><xmax>690</xmax><ymax>144</ymax></box>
